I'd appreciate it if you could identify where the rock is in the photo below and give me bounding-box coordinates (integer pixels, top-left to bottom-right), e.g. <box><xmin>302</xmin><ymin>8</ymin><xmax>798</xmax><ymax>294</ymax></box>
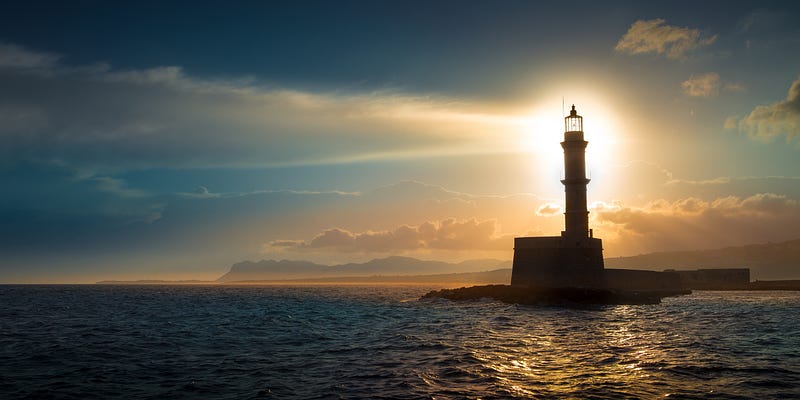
<box><xmin>420</xmin><ymin>284</ymin><xmax>690</xmax><ymax>305</ymax></box>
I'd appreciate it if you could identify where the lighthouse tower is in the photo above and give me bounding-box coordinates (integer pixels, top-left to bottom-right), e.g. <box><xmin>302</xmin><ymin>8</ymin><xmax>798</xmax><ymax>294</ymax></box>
<box><xmin>561</xmin><ymin>105</ymin><xmax>590</xmax><ymax>241</ymax></box>
<box><xmin>510</xmin><ymin>104</ymin><xmax>604</xmax><ymax>288</ymax></box>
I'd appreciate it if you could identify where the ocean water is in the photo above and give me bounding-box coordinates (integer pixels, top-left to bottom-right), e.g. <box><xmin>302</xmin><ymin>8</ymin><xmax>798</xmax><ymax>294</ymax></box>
<box><xmin>1</xmin><ymin>285</ymin><xmax>799</xmax><ymax>399</ymax></box>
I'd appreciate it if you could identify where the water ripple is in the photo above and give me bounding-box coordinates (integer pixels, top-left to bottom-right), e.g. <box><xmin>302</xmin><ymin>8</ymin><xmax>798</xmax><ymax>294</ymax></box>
<box><xmin>1</xmin><ymin>286</ymin><xmax>798</xmax><ymax>399</ymax></box>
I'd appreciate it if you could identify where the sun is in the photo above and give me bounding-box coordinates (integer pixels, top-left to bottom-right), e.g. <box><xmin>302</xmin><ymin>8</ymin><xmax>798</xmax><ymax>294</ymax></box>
<box><xmin>521</xmin><ymin>96</ymin><xmax>622</xmax><ymax>198</ymax></box>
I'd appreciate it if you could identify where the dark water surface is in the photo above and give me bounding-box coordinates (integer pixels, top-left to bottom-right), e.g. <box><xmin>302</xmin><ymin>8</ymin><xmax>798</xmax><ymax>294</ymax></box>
<box><xmin>1</xmin><ymin>285</ymin><xmax>799</xmax><ymax>399</ymax></box>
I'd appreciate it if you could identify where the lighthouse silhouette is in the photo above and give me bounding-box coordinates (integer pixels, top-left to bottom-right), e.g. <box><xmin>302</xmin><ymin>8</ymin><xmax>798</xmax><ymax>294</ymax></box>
<box><xmin>511</xmin><ymin>105</ymin><xmax>605</xmax><ymax>288</ymax></box>
<box><xmin>561</xmin><ymin>105</ymin><xmax>591</xmax><ymax>240</ymax></box>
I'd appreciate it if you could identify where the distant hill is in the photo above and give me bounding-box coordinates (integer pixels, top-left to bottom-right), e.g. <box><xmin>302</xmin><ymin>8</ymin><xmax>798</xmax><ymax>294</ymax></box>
<box><xmin>605</xmin><ymin>238</ymin><xmax>800</xmax><ymax>280</ymax></box>
<box><xmin>96</xmin><ymin>239</ymin><xmax>799</xmax><ymax>284</ymax></box>
<box><xmin>221</xmin><ymin>269</ymin><xmax>512</xmax><ymax>285</ymax></box>
<box><xmin>216</xmin><ymin>256</ymin><xmax>511</xmax><ymax>282</ymax></box>
<box><xmin>96</xmin><ymin>280</ymin><xmax>213</xmax><ymax>285</ymax></box>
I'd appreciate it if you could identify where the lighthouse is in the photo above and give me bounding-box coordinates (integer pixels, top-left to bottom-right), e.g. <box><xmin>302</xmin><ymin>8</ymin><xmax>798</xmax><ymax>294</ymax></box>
<box><xmin>510</xmin><ymin>105</ymin><xmax>605</xmax><ymax>288</ymax></box>
<box><xmin>561</xmin><ymin>105</ymin><xmax>591</xmax><ymax>240</ymax></box>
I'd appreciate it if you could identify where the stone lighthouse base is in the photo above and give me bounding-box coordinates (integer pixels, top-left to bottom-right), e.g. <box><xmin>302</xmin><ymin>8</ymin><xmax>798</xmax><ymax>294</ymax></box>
<box><xmin>510</xmin><ymin>236</ymin><xmax>605</xmax><ymax>288</ymax></box>
<box><xmin>510</xmin><ymin>236</ymin><xmax>687</xmax><ymax>291</ymax></box>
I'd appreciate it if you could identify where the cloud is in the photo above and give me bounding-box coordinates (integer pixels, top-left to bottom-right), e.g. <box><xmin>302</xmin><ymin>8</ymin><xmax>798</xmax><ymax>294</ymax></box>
<box><xmin>723</xmin><ymin>81</ymin><xmax>746</xmax><ymax>93</ymax></box>
<box><xmin>268</xmin><ymin>218</ymin><xmax>514</xmax><ymax>253</ymax></box>
<box><xmin>595</xmin><ymin>193</ymin><xmax>800</xmax><ymax>253</ymax></box>
<box><xmin>681</xmin><ymin>72</ymin><xmax>745</xmax><ymax>97</ymax></box>
<box><xmin>682</xmin><ymin>72</ymin><xmax>721</xmax><ymax>97</ymax></box>
<box><xmin>724</xmin><ymin>116</ymin><xmax>738</xmax><ymax>130</ymax></box>
<box><xmin>615</xmin><ymin>19</ymin><xmax>717</xmax><ymax>60</ymax></box>
<box><xmin>0</xmin><ymin>42</ymin><xmax>60</xmax><ymax>68</ymax></box>
<box><xmin>536</xmin><ymin>203</ymin><xmax>562</xmax><ymax>216</ymax></box>
<box><xmin>175</xmin><ymin>185</ymin><xmax>222</xmax><ymax>199</ymax></box>
<box><xmin>733</xmin><ymin>77</ymin><xmax>800</xmax><ymax>143</ymax></box>
<box><xmin>264</xmin><ymin>185</ymin><xmax>800</xmax><ymax>258</ymax></box>
<box><xmin>0</xmin><ymin>42</ymin><xmax>529</xmax><ymax>172</ymax></box>
<box><xmin>598</xmin><ymin>161</ymin><xmax>800</xmax><ymax>203</ymax></box>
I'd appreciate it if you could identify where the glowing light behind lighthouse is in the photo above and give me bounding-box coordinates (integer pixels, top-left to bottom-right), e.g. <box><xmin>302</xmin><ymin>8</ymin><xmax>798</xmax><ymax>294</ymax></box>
<box><xmin>523</xmin><ymin>95</ymin><xmax>622</xmax><ymax>201</ymax></box>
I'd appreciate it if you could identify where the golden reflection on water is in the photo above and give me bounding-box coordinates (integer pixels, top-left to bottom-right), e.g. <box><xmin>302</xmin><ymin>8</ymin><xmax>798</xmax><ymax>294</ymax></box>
<box><xmin>461</xmin><ymin>304</ymin><xmax>683</xmax><ymax>398</ymax></box>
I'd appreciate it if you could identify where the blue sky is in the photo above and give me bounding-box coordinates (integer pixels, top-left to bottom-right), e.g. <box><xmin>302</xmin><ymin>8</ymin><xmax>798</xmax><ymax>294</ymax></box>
<box><xmin>1</xmin><ymin>1</ymin><xmax>799</xmax><ymax>282</ymax></box>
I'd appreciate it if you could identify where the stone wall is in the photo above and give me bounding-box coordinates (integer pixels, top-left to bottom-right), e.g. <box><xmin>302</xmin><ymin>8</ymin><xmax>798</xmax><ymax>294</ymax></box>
<box><xmin>669</xmin><ymin>268</ymin><xmax>751</xmax><ymax>289</ymax></box>
<box><xmin>511</xmin><ymin>236</ymin><xmax>604</xmax><ymax>288</ymax></box>
<box><xmin>603</xmin><ymin>269</ymin><xmax>683</xmax><ymax>291</ymax></box>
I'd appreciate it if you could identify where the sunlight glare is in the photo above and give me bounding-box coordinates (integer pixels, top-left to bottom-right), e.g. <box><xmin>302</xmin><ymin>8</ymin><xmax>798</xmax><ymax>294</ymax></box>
<box><xmin>523</xmin><ymin>96</ymin><xmax>622</xmax><ymax>199</ymax></box>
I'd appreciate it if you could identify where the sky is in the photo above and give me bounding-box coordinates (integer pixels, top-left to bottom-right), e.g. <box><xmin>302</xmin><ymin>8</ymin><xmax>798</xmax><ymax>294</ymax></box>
<box><xmin>1</xmin><ymin>0</ymin><xmax>799</xmax><ymax>283</ymax></box>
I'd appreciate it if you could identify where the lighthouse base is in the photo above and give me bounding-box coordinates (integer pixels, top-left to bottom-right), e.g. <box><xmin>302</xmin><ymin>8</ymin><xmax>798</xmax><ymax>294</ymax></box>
<box><xmin>511</xmin><ymin>236</ymin><xmax>605</xmax><ymax>288</ymax></box>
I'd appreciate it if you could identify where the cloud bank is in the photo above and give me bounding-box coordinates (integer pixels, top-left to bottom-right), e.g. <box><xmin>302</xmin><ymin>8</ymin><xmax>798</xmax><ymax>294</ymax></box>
<box><xmin>262</xmin><ymin>183</ymin><xmax>800</xmax><ymax>258</ymax></box>
<box><xmin>615</xmin><ymin>19</ymin><xmax>716</xmax><ymax>60</ymax></box>
<box><xmin>595</xmin><ymin>193</ymin><xmax>800</xmax><ymax>253</ymax></box>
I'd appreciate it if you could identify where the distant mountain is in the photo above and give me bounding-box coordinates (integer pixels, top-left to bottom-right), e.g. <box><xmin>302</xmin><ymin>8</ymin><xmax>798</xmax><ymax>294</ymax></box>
<box><xmin>98</xmin><ymin>239</ymin><xmax>798</xmax><ymax>284</ymax></box>
<box><xmin>216</xmin><ymin>256</ymin><xmax>511</xmax><ymax>282</ymax></box>
<box><xmin>221</xmin><ymin>269</ymin><xmax>512</xmax><ymax>285</ymax></box>
<box><xmin>605</xmin><ymin>238</ymin><xmax>800</xmax><ymax>280</ymax></box>
<box><xmin>96</xmin><ymin>280</ymin><xmax>212</xmax><ymax>285</ymax></box>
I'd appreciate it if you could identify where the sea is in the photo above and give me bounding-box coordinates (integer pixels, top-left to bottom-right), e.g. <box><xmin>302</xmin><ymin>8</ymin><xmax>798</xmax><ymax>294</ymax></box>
<box><xmin>1</xmin><ymin>285</ymin><xmax>798</xmax><ymax>399</ymax></box>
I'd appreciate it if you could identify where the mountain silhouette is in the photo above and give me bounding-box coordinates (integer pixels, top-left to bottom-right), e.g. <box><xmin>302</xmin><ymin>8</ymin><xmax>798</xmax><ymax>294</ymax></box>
<box><xmin>605</xmin><ymin>238</ymin><xmax>800</xmax><ymax>280</ymax></box>
<box><xmin>216</xmin><ymin>256</ymin><xmax>511</xmax><ymax>282</ymax></box>
<box><xmin>220</xmin><ymin>239</ymin><xmax>799</xmax><ymax>282</ymax></box>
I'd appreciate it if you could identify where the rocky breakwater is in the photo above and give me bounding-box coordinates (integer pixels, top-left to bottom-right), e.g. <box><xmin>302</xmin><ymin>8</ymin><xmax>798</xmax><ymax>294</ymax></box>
<box><xmin>421</xmin><ymin>284</ymin><xmax>690</xmax><ymax>305</ymax></box>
